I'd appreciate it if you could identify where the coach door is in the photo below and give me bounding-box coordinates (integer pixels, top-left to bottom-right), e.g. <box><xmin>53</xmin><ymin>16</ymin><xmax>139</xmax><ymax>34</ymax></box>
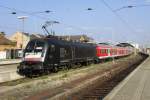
<box><xmin>71</xmin><ymin>46</ymin><xmax>75</xmax><ymax>61</ymax></box>
<box><xmin>48</xmin><ymin>44</ymin><xmax>55</xmax><ymax>64</ymax></box>
<box><xmin>108</xmin><ymin>48</ymin><xmax>110</xmax><ymax>56</ymax></box>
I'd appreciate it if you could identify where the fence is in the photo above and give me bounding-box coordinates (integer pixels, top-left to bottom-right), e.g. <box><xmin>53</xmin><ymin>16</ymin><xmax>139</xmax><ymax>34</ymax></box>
<box><xmin>0</xmin><ymin>51</ymin><xmax>7</xmax><ymax>59</ymax></box>
<box><xmin>0</xmin><ymin>49</ymin><xmax>23</xmax><ymax>60</ymax></box>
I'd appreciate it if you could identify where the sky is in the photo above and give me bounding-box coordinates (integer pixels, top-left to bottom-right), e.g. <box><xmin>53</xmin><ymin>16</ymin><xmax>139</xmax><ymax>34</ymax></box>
<box><xmin>0</xmin><ymin>0</ymin><xmax>150</xmax><ymax>46</ymax></box>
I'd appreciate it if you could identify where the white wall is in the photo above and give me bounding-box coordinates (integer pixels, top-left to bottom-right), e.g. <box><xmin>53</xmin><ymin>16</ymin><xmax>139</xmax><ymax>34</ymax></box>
<box><xmin>0</xmin><ymin>51</ymin><xmax>6</xmax><ymax>59</ymax></box>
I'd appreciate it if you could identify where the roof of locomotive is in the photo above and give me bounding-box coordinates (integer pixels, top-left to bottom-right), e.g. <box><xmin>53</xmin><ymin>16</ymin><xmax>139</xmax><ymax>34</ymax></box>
<box><xmin>30</xmin><ymin>36</ymin><xmax>96</xmax><ymax>48</ymax></box>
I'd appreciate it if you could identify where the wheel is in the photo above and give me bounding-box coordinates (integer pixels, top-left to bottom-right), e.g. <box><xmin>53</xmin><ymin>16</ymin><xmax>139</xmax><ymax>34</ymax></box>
<box><xmin>52</xmin><ymin>66</ymin><xmax>58</xmax><ymax>72</ymax></box>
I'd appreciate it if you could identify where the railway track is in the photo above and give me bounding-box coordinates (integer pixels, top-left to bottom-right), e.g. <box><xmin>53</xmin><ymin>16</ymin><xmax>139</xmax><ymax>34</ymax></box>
<box><xmin>82</xmin><ymin>64</ymin><xmax>137</xmax><ymax>99</ymax></box>
<box><xmin>0</xmin><ymin>54</ymin><xmax>147</xmax><ymax>100</ymax></box>
<box><xmin>70</xmin><ymin>54</ymin><xmax>148</xmax><ymax>100</ymax></box>
<box><xmin>24</xmin><ymin>54</ymin><xmax>148</xmax><ymax>100</ymax></box>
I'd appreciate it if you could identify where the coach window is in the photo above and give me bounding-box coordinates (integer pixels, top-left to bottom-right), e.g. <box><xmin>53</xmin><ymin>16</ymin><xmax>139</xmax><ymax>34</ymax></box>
<box><xmin>105</xmin><ymin>49</ymin><xmax>107</xmax><ymax>54</ymax></box>
<box><xmin>106</xmin><ymin>49</ymin><xmax>108</xmax><ymax>53</ymax></box>
<box><xmin>105</xmin><ymin>49</ymin><xmax>106</xmax><ymax>53</ymax></box>
<box><xmin>113</xmin><ymin>49</ymin><xmax>115</xmax><ymax>54</ymax></box>
<box><xmin>96</xmin><ymin>49</ymin><xmax>99</xmax><ymax>54</ymax></box>
<box><xmin>104</xmin><ymin>49</ymin><xmax>106</xmax><ymax>53</ymax></box>
<box><xmin>100</xmin><ymin>49</ymin><xmax>102</xmax><ymax>54</ymax></box>
<box><xmin>107</xmin><ymin>49</ymin><xmax>109</xmax><ymax>54</ymax></box>
<box><xmin>101</xmin><ymin>49</ymin><xmax>105</xmax><ymax>54</ymax></box>
<box><xmin>110</xmin><ymin>49</ymin><xmax>112</xmax><ymax>54</ymax></box>
<box><xmin>103</xmin><ymin>49</ymin><xmax>106</xmax><ymax>54</ymax></box>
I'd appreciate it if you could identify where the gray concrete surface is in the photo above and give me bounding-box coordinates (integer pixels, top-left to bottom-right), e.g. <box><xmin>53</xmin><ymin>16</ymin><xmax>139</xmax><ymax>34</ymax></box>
<box><xmin>104</xmin><ymin>57</ymin><xmax>150</xmax><ymax>100</ymax></box>
<box><xmin>0</xmin><ymin>64</ymin><xmax>23</xmax><ymax>83</ymax></box>
<box><xmin>0</xmin><ymin>59</ymin><xmax>21</xmax><ymax>65</ymax></box>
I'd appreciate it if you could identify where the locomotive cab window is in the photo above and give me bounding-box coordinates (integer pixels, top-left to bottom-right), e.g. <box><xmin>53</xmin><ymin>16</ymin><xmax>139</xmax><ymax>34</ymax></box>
<box><xmin>34</xmin><ymin>41</ymin><xmax>44</xmax><ymax>53</ymax></box>
<box><xmin>24</xmin><ymin>40</ymin><xmax>45</xmax><ymax>57</ymax></box>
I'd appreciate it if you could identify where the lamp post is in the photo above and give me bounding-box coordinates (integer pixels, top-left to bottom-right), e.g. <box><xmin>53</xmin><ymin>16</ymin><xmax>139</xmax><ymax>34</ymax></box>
<box><xmin>16</xmin><ymin>11</ymin><xmax>52</xmax><ymax>48</ymax></box>
<box><xmin>17</xmin><ymin>16</ymin><xmax>28</xmax><ymax>53</ymax></box>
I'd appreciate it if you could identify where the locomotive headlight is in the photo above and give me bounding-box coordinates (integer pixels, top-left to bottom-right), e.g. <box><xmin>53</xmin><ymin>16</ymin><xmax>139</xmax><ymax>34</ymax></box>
<box><xmin>22</xmin><ymin>65</ymin><xmax>26</xmax><ymax>69</ymax></box>
<box><xmin>22</xmin><ymin>57</ymin><xmax>25</xmax><ymax>61</ymax></box>
<box><xmin>54</xmin><ymin>64</ymin><xmax>58</xmax><ymax>66</ymax></box>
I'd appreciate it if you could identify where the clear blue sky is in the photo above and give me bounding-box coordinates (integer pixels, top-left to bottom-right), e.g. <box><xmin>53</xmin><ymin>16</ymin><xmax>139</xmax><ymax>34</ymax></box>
<box><xmin>0</xmin><ymin>0</ymin><xmax>150</xmax><ymax>46</ymax></box>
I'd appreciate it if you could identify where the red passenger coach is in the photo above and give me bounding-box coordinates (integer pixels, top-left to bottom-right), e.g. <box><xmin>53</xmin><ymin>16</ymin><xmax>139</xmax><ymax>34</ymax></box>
<box><xmin>96</xmin><ymin>43</ymin><xmax>133</xmax><ymax>60</ymax></box>
<box><xmin>96</xmin><ymin>45</ymin><xmax>111</xmax><ymax>59</ymax></box>
<box><xmin>110</xmin><ymin>47</ymin><xmax>117</xmax><ymax>57</ymax></box>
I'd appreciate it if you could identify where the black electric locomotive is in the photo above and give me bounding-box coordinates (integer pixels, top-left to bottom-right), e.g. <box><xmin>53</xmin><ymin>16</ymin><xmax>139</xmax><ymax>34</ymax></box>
<box><xmin>17</xmin><ymin>36</ymin><xmax>97</xmax><ymax>76</ymax></box>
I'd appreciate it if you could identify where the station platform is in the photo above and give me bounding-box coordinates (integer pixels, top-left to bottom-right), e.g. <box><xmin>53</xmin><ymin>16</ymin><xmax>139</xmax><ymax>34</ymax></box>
<box><xmin>0</xmin><ymin>59</ymin><xmax>22</xmax><ymax>83</ymax></box>
<box><xmin>104</xmin><ymin>57</ymin><xmax>150</xmax><ymax>100</ymax></box>
<box><xmin>0</xmin><ymin>59</ymin><xmax>21</xmax><ymax>65</ymax></box>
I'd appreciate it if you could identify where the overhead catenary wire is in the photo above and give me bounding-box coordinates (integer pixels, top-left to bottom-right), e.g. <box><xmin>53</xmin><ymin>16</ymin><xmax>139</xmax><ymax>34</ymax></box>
<box><xmin>113</xmin><ymin>4</ymin><xmax>150</xmax><ymax>12</ymax></box>
<box><xmin>100</xmin><ymin>0</ymin><xmax>136</xmax><ymax>34</ymax></box>
<box><xmin>0</xmin><ymin>4</ymin><xmax>97</xmax><ymax>37</ymax></box>
<box><xmin>0</xmin><ymin>4</ymin><xmax>50</xmax><ymax>20</ymax></box>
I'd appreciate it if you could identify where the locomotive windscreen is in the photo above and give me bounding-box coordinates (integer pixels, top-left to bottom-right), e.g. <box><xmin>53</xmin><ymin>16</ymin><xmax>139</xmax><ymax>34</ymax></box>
<box><xmin>24</xmin><ymin>40</ymin><xmax>45</xmax><ymax>61</ymax></box>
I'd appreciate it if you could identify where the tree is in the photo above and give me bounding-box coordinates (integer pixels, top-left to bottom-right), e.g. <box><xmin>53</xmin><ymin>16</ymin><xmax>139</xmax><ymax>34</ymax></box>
<box><xmin>0</xmin><ymin>32</ymin><xmax>5</xmax><ymax>36</ymax></box>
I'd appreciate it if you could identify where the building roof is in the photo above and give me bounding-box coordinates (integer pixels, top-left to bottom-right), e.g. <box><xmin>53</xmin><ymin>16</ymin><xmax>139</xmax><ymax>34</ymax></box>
<box><xmin>22</xmin><ymin>32</ymin><xmax>30</xmax><ymax>36</ymax></box>
<box><xmin>30</xmin><ymin>34</ymin><xmax>45</xmax><ymax>39</ymax></box>
<box><xmin>116</xmin><ymin>43</ymin><xmax>134</xmax><ymax>48</ymax></box>
<box><xmin>0</xmin><ymin>35</ymin><xmax>16</xmax><ymax>45</ymax></box>
<box><xmin>11</xmin><ymin>32</ymin><xmax>45</xmax><ymax>39</ymax></box>
<box><xmin>99</xmin><ymin>42</ymin><xmax>113</xmax><ymax>46</ymax></box>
